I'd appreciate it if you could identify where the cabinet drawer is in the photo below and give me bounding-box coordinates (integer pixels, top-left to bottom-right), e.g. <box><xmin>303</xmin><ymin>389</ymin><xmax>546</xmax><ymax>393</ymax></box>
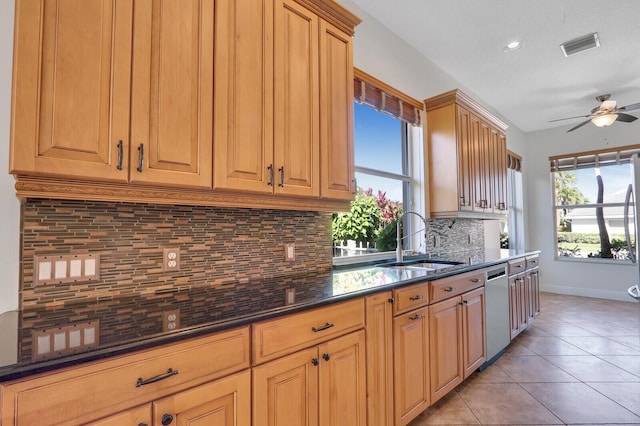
<box><xmin>525</xmin><ymin>255</ymin><xmax>539</xmax><ymax>270</ymax></box>
<box><xmin>430</xmin><ymin>270</ymin><xmax>484</xmax><ymax>303</ymax></box>
<box><xmin>393</xmin><ymin>282</ymin><xmax>429</xmax><ymax>315</ymax></box>
<box><xmin>0</xmin><ymin>326</ymin><xmax>250</xmax><ymax>426</ymax></box>
<box><xmin>252</xmin><ymin>298</ymin><xmax>365</xmax><ymax>364</ymax></box>
<box><xmin>508</xmin><ymin>258</ymin><xmax>526</xmax><ymax>275</ymax></box>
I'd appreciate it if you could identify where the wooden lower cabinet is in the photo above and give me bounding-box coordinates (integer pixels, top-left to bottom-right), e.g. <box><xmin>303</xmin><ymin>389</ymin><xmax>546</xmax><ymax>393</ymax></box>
<box><xmin>0</xmin><ymin>327</ymin><xmax>250</xmax><ymax>426</ymax></box>
<box><xmin>365</xmin><ymin>292</ymin><xmax>394</xmax><ymax>426</ymax></box>
<box><xmin>85</xmin><ymin>404</ymin><xmax>152</xmax><ymax>426</ymax></box>
<box><xmin>88</xmin><ymin>371</ymin><xmax>251</xmax><ymax>426</ymax></box>
<box><xmin>462</xmin><ymin>287</ymin><xmax>486</xmax><ymax>378</ymax></box>
<box><xmin>153</xmin><ymin>370</ymin><xmax>251</xmax><ymax>426</ymax></box>
<box><xmin>429</xmin><ymin>296</ymin><xmax>463</xmax><ymax>403</ymax></box>
<box><xmin>393</xmin><ymin>306</ymin><xmax>430</xmax><ymax>426</ymax></box>
<box><xmin>430</xmin><ymin>287</ymin><xmax>486</xmax><ymax>404</ymax></box>
<box><xmin>253</xmin><ymin>330</ymin><xmax>366</xmax><ymax>426</ymax></box>
<box><xmin>509</xmin><ymin>255</ymin><xmax>541</xmax><ymax>340</ymax></box>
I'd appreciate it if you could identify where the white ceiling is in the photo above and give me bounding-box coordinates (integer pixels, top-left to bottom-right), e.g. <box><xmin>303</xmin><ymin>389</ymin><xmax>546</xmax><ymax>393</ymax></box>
<box><xmin>347</xmin><ymin>0</ymin><xmax>640</xmax><ymax>133</ymax></box>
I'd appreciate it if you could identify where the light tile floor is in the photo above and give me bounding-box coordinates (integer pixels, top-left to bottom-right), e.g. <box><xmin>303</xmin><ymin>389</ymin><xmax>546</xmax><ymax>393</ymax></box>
<box><xmin>408</xmin><ymin>292</ymin><xmax>640</xmax><ymax>425</ymax></box>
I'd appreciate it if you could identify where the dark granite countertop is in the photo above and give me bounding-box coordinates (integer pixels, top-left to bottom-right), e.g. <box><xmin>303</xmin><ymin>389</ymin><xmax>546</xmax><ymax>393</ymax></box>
<box><xmin>0</xmin><ymin>249</ymin><xmax>539</xmax><ymax>381</ymax></box>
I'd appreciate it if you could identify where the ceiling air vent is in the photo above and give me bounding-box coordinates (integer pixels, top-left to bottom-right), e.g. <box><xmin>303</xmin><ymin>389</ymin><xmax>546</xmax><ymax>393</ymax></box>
<box><xmin>560</xmin><ymin>32</ymin><xmax>600</xmax><ymax>57</ymax></box>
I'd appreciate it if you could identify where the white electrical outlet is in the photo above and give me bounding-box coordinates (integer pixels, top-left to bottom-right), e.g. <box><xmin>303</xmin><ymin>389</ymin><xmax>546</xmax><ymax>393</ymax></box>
<box><xmin>163</xmin><ymin>247</ymin><xmax>180</xmax><ymax>272</ymax></box>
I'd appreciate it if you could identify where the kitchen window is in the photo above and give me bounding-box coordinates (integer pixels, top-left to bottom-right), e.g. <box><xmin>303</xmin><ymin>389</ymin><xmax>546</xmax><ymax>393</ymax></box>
<box><xmin>550</xmin><ymin>145</ymin><xmax>640</xmax><ymax>262</ymax></box>
<box><xmin>333</xmin><ymin>69</ymin><xmax>422</xmax><ymax>259</ymax></box>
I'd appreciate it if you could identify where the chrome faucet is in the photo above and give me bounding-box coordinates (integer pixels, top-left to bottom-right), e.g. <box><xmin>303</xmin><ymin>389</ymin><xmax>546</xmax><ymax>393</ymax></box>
<box><xmin>396</xmin><ymin>211</ymin><xmax>429</xmax><ymax>263</ymax></box>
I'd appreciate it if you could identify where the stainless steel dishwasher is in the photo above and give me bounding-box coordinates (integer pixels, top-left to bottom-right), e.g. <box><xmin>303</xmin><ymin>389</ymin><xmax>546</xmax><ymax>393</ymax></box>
<box><xmin>482</xmin><ymin>265</ymin><xmax>509</xmax><ymax>367</ymax></box>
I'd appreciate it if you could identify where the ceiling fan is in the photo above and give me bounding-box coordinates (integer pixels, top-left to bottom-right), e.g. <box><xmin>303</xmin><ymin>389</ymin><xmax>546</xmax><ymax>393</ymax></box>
<box><xmin>550</xmin><ymin>94</ymin><xmax>640</xmax><ymax>132</ymax></box>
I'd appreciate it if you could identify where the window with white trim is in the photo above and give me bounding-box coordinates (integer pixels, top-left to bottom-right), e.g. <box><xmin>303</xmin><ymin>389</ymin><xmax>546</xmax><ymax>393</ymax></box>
<box><xmin>550</xmin><ymin>145</ymin><xmax>640</xmax><ymax>261</ymax></box>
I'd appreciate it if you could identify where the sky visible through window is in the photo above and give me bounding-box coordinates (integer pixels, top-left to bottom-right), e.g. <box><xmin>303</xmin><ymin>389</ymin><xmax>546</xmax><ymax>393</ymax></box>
<box><xmin>354</xmin><ymin>102</ymin><xmax>404</xmax><ymax>202</ymax></box>
<box><xmin>571</xmin><ymin>164</ymin><xmax>630</xmax><ymax>203</ymax></box>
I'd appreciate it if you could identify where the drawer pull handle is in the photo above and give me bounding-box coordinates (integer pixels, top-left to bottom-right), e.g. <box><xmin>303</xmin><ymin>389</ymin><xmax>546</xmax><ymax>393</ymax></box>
<box><xmin>409</xmin><ymin>314</ymin><xmax>424</xmax><ymax>320</ymax></box>
<box><xmin>161</xmin><ymin>414</ymin><xmax>174</xmax><ymax>426</ymax></box>
<box><xmin>311</xmin><ymin>358</ymin><xmax>319</xmax><ymax>366</ymax></box>
<box><xmin>409</xmin><ymin>295</ymin><xmax>423</xmax><ymax>301</ymax></box>
<box><xmin>515</xmin><ymin>264</ymin><xmax>522</xmax><ymax>268</ymax></box>
<box><xmin>322</xmin><ymin>353</ymin><xmax>331</xmax><ymax>361</ymax></box>
<box><xmin>312</xmin><ymin>322</ymin><xmax>334</xmax><ymax>332</ymax></box>
<box><xmin>388</xmin><ymin>297</ymin><xmax>395</xmax><ymax>304</ymax></box>
<box><xmin>444</xmin><ymin>287</ymin><xmax>455</xmax><ymax>292</ymax></box>
<box><xmin>136</xmin><ymin>368</ymin><xmax>179</xmax><ymax>387</ymax></box>
<box><xmin>471</xmin><ymin>278</ymin><xmax>481</xmax><ymax>283</ymax></box>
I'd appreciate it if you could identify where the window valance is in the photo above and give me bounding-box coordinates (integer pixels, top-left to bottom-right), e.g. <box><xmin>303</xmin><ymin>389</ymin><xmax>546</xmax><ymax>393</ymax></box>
<box><xmin>549</xmin><ymin>144</ymin><xmax>640</xmax><ymax>172</ymax></box>
<box><xmin>353</xmin><ymin>68</ymin><xmax>422</xmax><ymax>126</ymax></box>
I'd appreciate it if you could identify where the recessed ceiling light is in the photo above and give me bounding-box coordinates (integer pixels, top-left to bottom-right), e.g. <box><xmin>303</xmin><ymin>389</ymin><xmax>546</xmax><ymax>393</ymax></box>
<box><xmin>503</xmin><ymin>41</ymin><xmax>523</xmax><ymax>52</ymax></box>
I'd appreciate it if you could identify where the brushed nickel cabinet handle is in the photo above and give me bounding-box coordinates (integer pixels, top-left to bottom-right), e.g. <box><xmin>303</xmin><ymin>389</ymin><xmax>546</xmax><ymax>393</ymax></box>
<box><xmin>409</xmin><ymin>295</ymin><xmax>423</xmax><ymax>301</ymax></box>
<box><xmin>444</xmin><ymin>286</ymin><xmax>455</xmax><ymax>292</ymax></box>
<box><xmin>409</xmin><ymin>314</ymin><xmax>423</xmax><ymax>320</ymax></box>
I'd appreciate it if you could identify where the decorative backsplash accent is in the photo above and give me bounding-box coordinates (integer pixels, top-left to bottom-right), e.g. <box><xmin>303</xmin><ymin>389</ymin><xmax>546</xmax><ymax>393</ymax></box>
<box><xmin>427</xmin><ymin>218</ymin><xmax>485</xmax><ymax>264</ymax></box>
<box><xmin>20</xmin><ymin>199</ymin><xmax>333</xmax><ymax>309</ymax></box>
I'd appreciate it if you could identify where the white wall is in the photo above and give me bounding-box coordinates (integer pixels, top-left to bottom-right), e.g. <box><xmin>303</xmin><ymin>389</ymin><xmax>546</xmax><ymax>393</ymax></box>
<box><xmin>340</xmin><ymin>0</ymin><xmax>530</xmax><ymax>246</ymax></box>
<box><xmin>0</xmin><ymin>0</ymin><xmax>19</xmax><ymax>314</ymax></box>
<box><xmin>524</xmin><ymin>123</ymin><xmax>639</xmax><ymax>301</ymax></box>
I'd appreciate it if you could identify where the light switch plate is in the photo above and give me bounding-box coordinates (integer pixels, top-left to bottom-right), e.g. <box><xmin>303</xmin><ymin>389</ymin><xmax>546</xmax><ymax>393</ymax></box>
<box><xmin>285</xmin><ymin>244</ymin><xmax>295</xmax><ymax>262</ymax></box>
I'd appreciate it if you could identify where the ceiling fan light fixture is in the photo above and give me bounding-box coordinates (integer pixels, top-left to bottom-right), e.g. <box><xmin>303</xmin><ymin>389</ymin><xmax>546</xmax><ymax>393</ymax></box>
<box><xmin>591</xmin><ymin>113</ymin><xmax>617</xmax><ymax>128</ymax></box>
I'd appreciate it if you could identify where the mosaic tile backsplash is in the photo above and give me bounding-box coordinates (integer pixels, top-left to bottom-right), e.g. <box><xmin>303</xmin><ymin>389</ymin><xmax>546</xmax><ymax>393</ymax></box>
<box><xmin>20</xmin><ymin>199</ymin><xmax>485</xmax><ymax>308</ymax></box>
<box><xmin>20</xmin><ymin>200</ymin><xmax>333</xmax><ymax>309</ymax></box>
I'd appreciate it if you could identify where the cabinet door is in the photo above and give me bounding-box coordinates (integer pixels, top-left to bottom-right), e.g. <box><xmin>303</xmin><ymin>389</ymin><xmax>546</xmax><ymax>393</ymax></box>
<box><xmin>129</xmin><ymin>0</ymin><xmax>213</xmax><ymax>188</ymax></box>
<box><xmin>531</xmin><ymin>269</ymin><xmax>540</xmax><ymax>318</ymax></box>
<box><xmin>517</xmin><ymin>276</ymin><xmax>529</xmax><ymax>332</ymax></box>
<box><xmin>491</xmin><ymin>130</ymin><xmax>508</xmax><ymax>212</ymax></box>
<box><xmin>393</xmin><ymin>307</ymin><xmax>430</xmax><ymax>426</ymax></box>
<box><xmin>319</xmin><ymin>19</ymin><xmax>355</xmax><ymax>200</ymax></box>
<box><xmin>85</xmin><ymin>404</ymin><xmax>151</xmax><ymax>426</ymax></box>
<box><xmin>274</xmin><ymin>0</ymin><xmax>320</xmax><ymax>197</ymax></box>
<box><xmin>509</xmin><ymin>274</ymin><xmax>520</xmax><ymax>340</ymax></box>
<box><xmin>318</xmin><ymin>331</ymin><xmax>367</xmax><ymax>426</ymax></box>
<box><xmin>10</xmin><ymin>0</ymin><xmax>133</xmax><ymax>181</ymax></box>
<box><xmin>462</xmin><ymin>287</ymin><xmax>486</xmax><ymax>378</ymax></box>
<box><xmin>153</xmin><ymin>370</ymin><xmax>250</xmax><ymax>426</ymax></box>
<box><xmin>456</xmin><ymin>106</ymin><xmax>474</xmax><ymax>211</ymax></box>
<box><xmin>253</xmin><ymin>347</ymin><xmax>319</xmax><ymax>426</ymax></box>
<box><xmin>429</xmin><ymin>296</ymin><xmax>463</xmax><ymax>403</ymax></box>
<box><xmin>213</xmin><ymin>0</ymin><xmax>274</xmax><ymax>193</ymax></box>
<box><xmin>364</xmin><ymin>293</ymin><xmax>394</xmax><ymax>426</ymax></box>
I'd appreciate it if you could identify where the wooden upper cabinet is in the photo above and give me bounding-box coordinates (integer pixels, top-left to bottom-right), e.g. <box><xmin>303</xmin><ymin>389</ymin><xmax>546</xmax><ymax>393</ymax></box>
<box><xmin>274</xmin><ymin>0</ymin><xmax>320</xmax><ymax>197</ymax></box>
<box><xmin>425</xmin><ymin>89</ymin><xmax>508</xmax><ymax>218</ymax></box>
<box><xmin>129</xmin><ymin>0</ymin><xmax>213</xmax><ymax>188</ymax></box>
<box><xmin>10</xmin><ymin>0</ymin><xmax>213</xmax><ymax>188</ymax></box>
<box><xmin>10</xmin><ymin>0</ymin><xmax>133</xmax><ymax>182</ymax></box>
<box><xmin>319</xmin><ymin>20</ymin><xmax>355</xmax><ymax>200</ymax></box>
<box><xmin>213</xmin><ymin>0</ymin><xmax>274</xmax><ymax>193</ymax></box>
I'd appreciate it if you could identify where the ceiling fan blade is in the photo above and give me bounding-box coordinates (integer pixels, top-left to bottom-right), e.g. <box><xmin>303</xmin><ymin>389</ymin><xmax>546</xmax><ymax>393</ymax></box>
<box><xmin>615</xmin><ymin>112</ymin><xmax>638</xmax><ymax>123</ymax></box>
<box><xmin>618</xmin><ymin>102</ymin><xmax>640</xmax><ymax>113</ymax></box>
<box><xmin>549</xmin><ymin>114</ymin><xmax>591</xmax><ymax>123</ymax></box>
<box><xmin>566</xmin><ymin>119</ymin><xmax>592</xmax><ymax>132</ymax></box>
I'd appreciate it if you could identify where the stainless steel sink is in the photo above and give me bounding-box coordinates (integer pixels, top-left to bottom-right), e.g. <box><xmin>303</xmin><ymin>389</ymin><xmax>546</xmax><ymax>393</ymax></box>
<box><xmin>384</xmin><ymin>260</ymin><xmax>463</xmax><ymax>272</ymax></box>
